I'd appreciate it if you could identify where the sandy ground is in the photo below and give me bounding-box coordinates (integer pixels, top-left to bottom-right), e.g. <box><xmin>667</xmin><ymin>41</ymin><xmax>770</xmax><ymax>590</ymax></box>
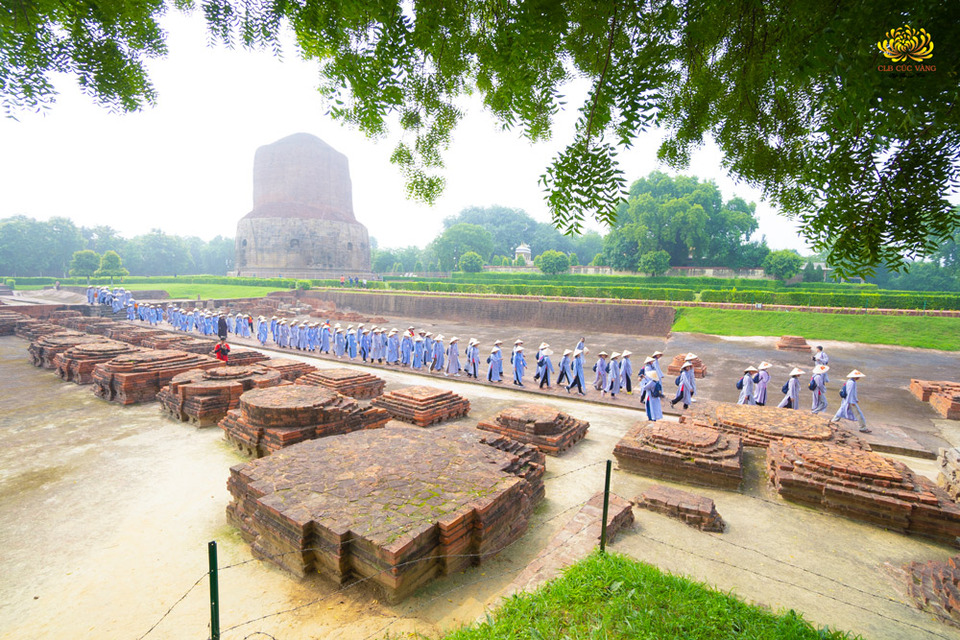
<box><xmin>2</xmin><ymin>330</ymin><xmax>960</xmax><ymax>640</ymax></box>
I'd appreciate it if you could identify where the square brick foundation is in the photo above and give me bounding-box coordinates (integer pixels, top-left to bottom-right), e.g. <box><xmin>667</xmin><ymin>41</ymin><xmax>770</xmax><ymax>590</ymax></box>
<box><xmin>477</xmin><ymin>403</ymin><xmax>589</xmax><ymax>455</ymax></box>
<box><xmin>91</xmin><ymin>349</ymin><xmax>221</xmax><ymax>404</ymax></box>
<box><xmin>295</xmin><ymin>368</ymin><xmax>385</xmax><ymax>399</ymax></box>
<box><xmin>371</xmin><ymin>386</ymin><xmax>470</xmax><ymax>426</ymax></box>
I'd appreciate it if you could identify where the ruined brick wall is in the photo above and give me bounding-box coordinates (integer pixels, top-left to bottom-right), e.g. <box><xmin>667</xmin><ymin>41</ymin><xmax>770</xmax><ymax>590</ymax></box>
<box><xmin>302</xmin><ymin>291</ymin><xmax>676</xmax><ymax>336</ymax></box>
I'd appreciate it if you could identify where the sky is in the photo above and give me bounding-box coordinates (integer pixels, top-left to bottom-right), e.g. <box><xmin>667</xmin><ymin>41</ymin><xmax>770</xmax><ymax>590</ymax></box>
<box><xmin>0</xmin><ymin>11</ymin><xmax>810</xmax><ymax>254</ymax></box>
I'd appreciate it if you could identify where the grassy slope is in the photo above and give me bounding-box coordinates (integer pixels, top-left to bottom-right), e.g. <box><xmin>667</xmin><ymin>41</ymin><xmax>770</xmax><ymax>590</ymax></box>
<box><xmin>440</xmin><ymin>552</ymin><xmax>856</xmax><ymax>640</ymax></box>
<box><xmin>121</xmin><ymin>283</ymin><xmax>285</xmax><ymax>299</ymax></box>
<box><xmin>672</xmin><ymin>307</ymin><xmax>960</xmax><ymax>351</ymax></box>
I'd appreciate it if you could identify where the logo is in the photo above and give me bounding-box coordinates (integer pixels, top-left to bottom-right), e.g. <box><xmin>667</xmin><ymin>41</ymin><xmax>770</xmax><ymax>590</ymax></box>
<box><xmin>877</xmin><ymin>26</ymin><xmax>934</xmax><ymax>72</ymax></box>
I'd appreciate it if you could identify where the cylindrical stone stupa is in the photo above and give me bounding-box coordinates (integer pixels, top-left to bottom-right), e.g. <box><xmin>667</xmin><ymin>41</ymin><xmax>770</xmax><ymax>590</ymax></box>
<box><xmin>233</xmin><ymin>133</ymin><xmax>372</xmax><ymax>278</ymax></box>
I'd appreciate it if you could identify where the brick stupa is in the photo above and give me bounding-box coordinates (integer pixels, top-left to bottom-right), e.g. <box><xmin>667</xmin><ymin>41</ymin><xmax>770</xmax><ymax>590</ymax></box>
<box><xmin>226</xmin><ymin>425</ymin><xmax>544</xmax><ymax>601</ymax></box>
<box><xmin>295</xmin><ymin>367</ymin><xmax>385</xmax><ymax>399</ymax></box>
<box><xmin>666</xmin><ymin>353</ymin><xmax>707</xmax><ymax>378</ymax></box>
<box><xmin>767</xmin><ymin>440</ymin><xmax>960</xmax><ymax>546</ymax></box>
<box><xmin>911</xmin><ymin>379</ymin><xmax>960</xmax><ymax>420</ymax></box>
<box><xmin>29</xmin><ymin>332</ymin><xmax>108</xmax><ymax>368</ymax></box>
<box><xmin>775</xmin><ymin>335</ymin><xmax>813</xmax><ymax>353</ymax></box>
<box><xmin>260</xmin><ymin>357</ymin><xmax>318</xmax><ymax>382</ymax></box>
<box><xmin>92</xmin><ymin>349</ymin><xmax>220</xmax><ymax>404</ymax></box>
<box><xmin>53</xmin><ymin>341</ymin><xmax>142</xmax><ymax>384</ymax></box>
<box><xmin>371</xmin><ymin>386</ymin><xmax>470</xmax><ymax>426</ymax></box>
<box><xmin>614</xmin><ymin>422</ymin><xmax>743</xmax><ymax>489</ymax></box>
<box><xmin>219</xmin><ymin>385</ymin><xmax>390</xmax><ymax>457</ymax></box>
<box><xmin>158</xmin><ymin>365</ymin><xmax>283</xmax><ymax>426</ymax></box>
<box><xmin>477</xmin><ymin>403</ymin><xmax>589</xmax><ymax>456</ymax></box>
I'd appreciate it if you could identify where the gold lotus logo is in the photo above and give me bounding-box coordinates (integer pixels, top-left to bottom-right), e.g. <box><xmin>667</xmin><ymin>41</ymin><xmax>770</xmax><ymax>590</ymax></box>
<box><xmin>877</xmin><ymin>26</ymin><xmax>933</xmax><ymax>62</ymax></box>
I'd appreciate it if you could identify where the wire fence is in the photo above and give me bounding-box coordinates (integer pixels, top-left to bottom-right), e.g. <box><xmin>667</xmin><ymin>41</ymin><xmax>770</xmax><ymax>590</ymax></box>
<box><xmin>133</xmin><ymin>457</ymin><xmax>953</xmax><ymax>640</ymax></box>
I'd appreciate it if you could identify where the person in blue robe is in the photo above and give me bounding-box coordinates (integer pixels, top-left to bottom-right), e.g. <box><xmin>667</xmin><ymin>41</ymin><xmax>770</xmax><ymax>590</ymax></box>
<box><xmin>289</xmin><ymin>323</ymin><xmax>301</xmax><ymax>350</ymax></box>
<box><xmin>670</xmin><ymin>361</ymin><xmax>695</xmax><ymax>409</ymax></box>
<box><xmin>592</xmin><ymin>352</ymin><xmax>609</xmax><ymax>392</ymax></box>
<box><xmin>335</xmin><ymin>326</ymin><xmax>347</xmax><ymax>357</ymax></box>
<box><xmin>320</xmin><ymin>323</ymin><xmax>331</xmax><ymax>353</ymax></box>
<box><xmin>446</xmin><ymin>337</ymin><xmax>462</xmax><ymax>376</ymax></box>
<box><xmin>422</xmin><ymin>333</ymin><xmax>434</xmax><ymax>370</ymax></box>
<box><xmin>466</xmin><ymin>339</ymin><xmax>480</xmax><ymax>378</ymax></box>
<box><xmin>512</xmin><ymin>346</ymin><xmax>526</xmax><ymax>386</ymax></box>
<box><xmin>753</xmin><ymin>362</ymin><xmax>771</xmax><ymax>405</ymax></box>
<box><xmin>736</xmin><ymin>366</ymin><xmax>757</xmax><ymax>405</ymax></box>
<box><xmin>620</xmin><ymin>351</ymin><xmax>633</xmax><ymax>394</ymax></box>
<box><xmin>534</xmin><ymin>342</ymin><xmax>548</xmax><ymax>382</ymax></box>
<box><xmin>432</xmin><ymin>335</ymin><xmax>445</xmax><ymax>371</ymax></box>
<box><xmin>811</xmin><ymin>365</ymin><xmax>829</xmax><ymax>413</ymax></box>
<box><xmin>651</xmin><ymin>351</ymin><xmax>665</xmax><ymax>380</ymax></box>
<box><xmin>606</xmin><ymin>353</ymin><xmax>621</xmax><ymax>397</ymax></box>
<box><xmin>385</xmin><ymin>329</ymin><xmax>399</xmax><ymax>364</ymax></box>
<box><xmin>400</xmin><ymin>331</ymin><xmax>414</xmax><ymax>367</ymax></box>
<box><xmin>257</xmin><ymin>317</ymin><xmax>268</xmax><ymax>345</ymax></box>
<box><xmin>538</xmin><ymin>348</ymin><xmax>555</xmax><ymax>388</ymax></box>
<box><xmin>642</xmin><ymin>371</ymin><xmax>664</xmax><ymax>421</ymax></box>
<box><xmin>777</xmin><ymin>367</ymin><xmax>804</xmax><ymax>409</ymax></box>
<box><xmin>487</xmin><ymin>346</ymin><xmax>502</xmax><ymax>382</ymax></box>
<box><xmin>557</xmin><ymin>349</ymin><xmax>572</xmax><ymax>386</ymax></box>
<box><xmin>566</xmin><ymin>348</ymin><xmax>586</xmax><ymax>395</ymax></box>
<box><xmin>347</xmin><ymin>328</ymin><xmax>358</xmax><ymax>359</ymax></box>
<box><xmin>360</xmin><ymin>328</ymin><xmax>371</xmax><ymax>360</ymax></box>
<box><xmin>830</xmin><ymin>370</ymin><xmax>870</xmax><ymax>432</ymax></box>
<box><xmin>412</xmin><ymin>336</ymin><xmax>424</xmax><ymax>369</ymax></box>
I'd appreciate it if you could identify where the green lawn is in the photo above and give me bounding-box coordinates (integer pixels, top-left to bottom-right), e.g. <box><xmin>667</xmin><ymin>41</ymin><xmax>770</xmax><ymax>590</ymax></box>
<box><xmin>121</xmin><ymin>283</ymin><xmax>285</xmax><ymax>300</ymax></box>
<box><xmin>438</xmin><ymin>552</ymin><xmax>856</xmax><ymax>640</ymax></box>
<box><xmin>672</xmin><ymin>307</ymin><xmax>960</xmax><ymax>351</ymax></box>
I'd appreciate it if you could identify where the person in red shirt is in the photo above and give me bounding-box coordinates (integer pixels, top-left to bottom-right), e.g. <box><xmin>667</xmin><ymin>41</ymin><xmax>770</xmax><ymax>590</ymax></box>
<box><xmin>213</xmin><ymin>338</ymin><xmax>230</xmax><ymax>363</ymax></box>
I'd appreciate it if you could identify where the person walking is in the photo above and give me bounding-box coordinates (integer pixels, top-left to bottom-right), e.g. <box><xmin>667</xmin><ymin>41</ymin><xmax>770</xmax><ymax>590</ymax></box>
<box><xmin>538</xmin><ymin>348</ymin><xmax>555</xmax><ymax>389</ymax></box>
<box><xmin>592</xmin><ymin>351</ymin><xmax>609</xmax><ymax>393</ymax></box>
<box><xmin>813</xmin><ymin>346</ymin><xmax>830</xmax><ymax>382</ymax></box>
<box><xmin>670</xmin><ymin>361</ymin><xmax>695</xmax><ymax>410</ymax></box>
<box><xmin>446</xmin><ymin>337</ymin><xmax>462</xmax><ymax>377</ymax></box>
<box><xmin>620</xmin><ymin>351</ymin><xmax>633</xmax><ymax>394</ymax></box>
<box><xmin>777</xmin><ymin>367</ymin><xmax>804</xmax><ymax>409</ymax></box>
<box><xmin>557</xmin><ymin>349</ymin><xmax>572</xmax><ymax>386</ymax></box>
<box><xmin>831</xmin><ymin>370</ymin><xmax>871</xmax><ymax>432</ymax></box>
<box><xmin>754</xmin><ymin>361</ymin><xmax>771</xmax><ymax>405</ymax></box>
<box><xmin>810</xmin><ymin>364</ymin><xmax>829</xmax><ymax>414</ymax></box>
<box><xmin>512</xmin><ymin>346</ymin><xmax>526</xmax><ymax>386</ymax></box>
<box><xmin>487</xmin><ymin>346</ymin><xmax>503</xmax><ymax>382</ymax></box>
<box><xmin>566</xmin><ymin>348</ymin><xmax>585</xmax><ymax>395</ymax></box>
<box><xmin>736</xmin><ymin>366</ymin><xmax>758</xmax><ymax>405</ymax></box>
<box><xmin>606</xmin><ymin>353</ymin><xmax>622</xmax><ymax>398</ymax></box>
<box><xmin>642</xmin><ymin>371</ymin><xmax>664</xmax><ymax>421</ymax></box>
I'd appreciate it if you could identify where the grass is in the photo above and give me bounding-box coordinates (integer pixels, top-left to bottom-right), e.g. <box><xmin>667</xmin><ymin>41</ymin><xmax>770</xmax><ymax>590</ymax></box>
<box><xmin>672</xmin><ymin>306</ymin><xmax>960</xmax><ymax>351</ymax></box>
<box><xmin>120</xmin><ymin>283</ymin><xmax>284</xmax><ymax>299</ymax></box>
<box><xmin>436</xmin><ymin>552</ymin><xmax>857</xmax><ymax>640</ymax></box>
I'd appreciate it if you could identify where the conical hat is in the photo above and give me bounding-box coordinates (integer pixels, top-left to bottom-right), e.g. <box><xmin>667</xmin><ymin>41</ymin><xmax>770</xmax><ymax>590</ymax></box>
<box><xmin>758</xmin><ymin>361</ymin><xmax>772</xmax><ymax>370</ymax></box>
<box><xmin>598</xmin><ymin>351</ymin><xmax>608</xmax><ymax>357</ymax></box>
<box><xmin>648</xmin><ymin>371</ymin><xmax>660</xmax><ymax>381</ymax></box>
<box><xmin>813</xmin><ymin>364</ymin><xmax>829</xmax><ymax>374</ymax></box>
<box><xmin>621</xmin><ymin>350</ymin><xmax>632</xmax><ymax>357</ymax></box>
<box><xmin>493</xmin><ymin>339</ymin><xmax>502</xmax><ymax>345</ymax></box>
<box><xmin>643</xmin><ymin>356</ymin><xmax>655</xmax><ymax>364</ymax></box>
<box><xmin>539</xmin><ymin>342</ymin><xmax>549</xmax><ymax>350</ymax></box>
<box><xmin>573</xmin><ymin>348</ymin><xmax>583</xmax><ymax>356</ymax></box>
<box><xmin>652</xmin><ymin>351</ymin><xmax>663</xmax><ymax>357</ymax></box>
<box><xmin>515</xmin><ymin>345</ymin><xmax>524</xmax><ymax>351</ymax></box>
<box><xmin>847</xmin><ymin>370</ymin><xmax>865</xmax><ymax>378</ymax></box>
<box><xmin>562</xmin><ymin>349</ymin><xmax>572</xmax><ymax>356</ymax></box>
<box><xmin>491</xmin><ymin>346</ymin><xmax>500</xmax><ymax>353</ymax></box>
<box><xmin>744</xmin><ymin>366</ymin><xmax>758</xmax><ymax>373</ymax></box>
<box><xmin>789</xmin><ymin>367</ymin><xmax>804</xmax><ymax>376</ymax></box>
<box><xmin>610</xmin><ymin>352</ymin><xmax>620</xmax><ymax>359</ymax></box>
<box><xmin>685</xmin><ymin>352</ymin><xmax>698</xmax><ymax>360</ymax></box>
<box><xmin>542</xmin><ymin>348</ymin><xmax>554</xmax><ymax>356</ymax></box>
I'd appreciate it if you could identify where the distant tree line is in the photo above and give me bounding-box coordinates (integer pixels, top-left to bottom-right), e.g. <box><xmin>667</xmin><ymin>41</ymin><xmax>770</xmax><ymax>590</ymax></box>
<box><xmin>0</xmin><ymin>216</ymin><xmax>234</xmax><ymax>277</ymax></box>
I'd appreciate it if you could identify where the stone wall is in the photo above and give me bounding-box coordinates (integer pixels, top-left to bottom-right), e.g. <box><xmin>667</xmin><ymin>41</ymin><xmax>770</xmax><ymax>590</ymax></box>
<box><xmin>299</xmin><ymin>291</ymin><xmax>676</xmax><ymax>336</ymax></box>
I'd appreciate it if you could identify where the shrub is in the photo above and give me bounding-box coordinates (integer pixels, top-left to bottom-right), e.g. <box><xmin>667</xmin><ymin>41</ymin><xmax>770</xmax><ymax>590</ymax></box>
<box><xmin>296</xmin><ymin>280</ymin><xmax>312</xmax><ymax>290</ymax></box>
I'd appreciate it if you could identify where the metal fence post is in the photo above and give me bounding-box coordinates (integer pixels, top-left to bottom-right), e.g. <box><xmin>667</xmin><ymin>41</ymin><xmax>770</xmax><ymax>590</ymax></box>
<box><xmin>600</xmin><ymin>459</ymin><xmax>612</xmax><ymax>553</ymax></box>
<box><xmin>209</xmin><ymin>541</ymin><xmax>220</xmax><ymax>640</ymax></box>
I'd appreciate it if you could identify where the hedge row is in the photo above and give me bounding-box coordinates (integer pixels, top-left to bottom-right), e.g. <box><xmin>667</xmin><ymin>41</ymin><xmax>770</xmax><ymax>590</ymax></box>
<box><xmin>384</xmin><ymin>281</ymin><xmax>697</xmax><ymax>301</ymax></box>
<box><xmin>5</xmin><ymin>275</ymin><xmax>389</xmax><ymax>289</ymax></box>
<box><xmin>700</xmin><ymin>289</ymin><xmax>960</xmax><ymax>310</ymax></box>
<box><xmin>441</xmin><ymin>272</ymin><xmax>879</xmax><ymax>290</ymax></box>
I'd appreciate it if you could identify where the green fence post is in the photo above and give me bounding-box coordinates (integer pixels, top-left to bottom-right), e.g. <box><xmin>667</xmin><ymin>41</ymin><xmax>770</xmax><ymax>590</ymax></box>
<box><xmin>208</xmin><ymin>541</ymin><xmax>220</xmax><ymax>640</ymax></box>
<box><xmin>600</xmin><ymin>459</ymin><xmax>612</xmax><ymax>553</ymax></box>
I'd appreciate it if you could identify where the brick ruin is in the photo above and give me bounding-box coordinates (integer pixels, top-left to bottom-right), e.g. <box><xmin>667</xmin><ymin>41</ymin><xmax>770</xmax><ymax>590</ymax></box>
<box><xmin>53</xmin><ymin>340</ymin><xmax>142</xmax><ymax>384</ymax></box>
<box><xmin>92</xmin><ymin>349</ymin><xmax>221</xmax><ymax>404</ymax></box>
<box><xmin>666</xmin><ymin>353</ymin><xmax>707</xmax><ymax>378</ymax></box>
<box><xmin>225</xmin><ymin>425</ymin><xmax>545</xmax><ymax>601</ymax></box>
<box><xmin>614</xmin><ymin>422</ymin><xmax>743</xmax><ymax>489</ymax></box>
<box><xmin>910</xmin><ymin>379</ymin><xmax>960</xmax><ymax>420</ymax></box>
<box><xmin>103</xmin><ymin>325</ymin><xmax>169</xmax><ymax>346</ymax></box>
<box><xmin>295</xmin><ymin>367</ymin><xmax>385</xmax><ymax>399</ymax></box>
<box><xmin>636</xmin><ymin>485</ymin><xmax>725</xmax><ymax>532</ymax></box>
<box><xmin>371</xmin><ymin>386</ymin><xmax>471</xmax><ymax>427</ymax></box>
<box><xmin>684</xmin><ymin>400</ymin><xmax>869</xmax><ymax>449</ymax></box>
<box><xmin>54</xmin><ymin>315</ymin><xmax>116</xmax><ymax>335</ymax></box>
<box><xmin>29</xmin><ymin>332</ymin><xmax>109</xmax><ymax>369</ymax></box>
<box><xmin>260</xmin><ymin>357</ymin><xmax>318</xmax><ymax>382</ymax></box>
<box><xmin>219</xmin><ymin>385</ymin><xmax>390</xmax><ymax>457</ymax></box>
<box><xmin>15</xmin><ymin>319</ymin><xmax>63</xmax><ymax>341</ymax></box>
<box><xmin>158</xmin><ymin>365</ymin><xmax>283</xmax><ymax>426</ymax></box>
<box><xmin>937</xmin><ymin>448</ymin><xmax>960</xmax><ymax>502</ymax></box>
<box><xmin>767</xmin><ymin>440</ymin><xmax>960</xmax><ymax>546</ymax></box>
<box><xmin>0</xmin><ymin>310</ymin><xmax>27</xmax><ymax>335</ymax></box>
<box><xmin>775</xmin><ymin>335</ymin><xmax>813</xmax><ymax>353</ymax></box>
<box><xmin>476</xmin><ymin>403</ymin><xmax>589</xmax><ymax>456</ymax></box>
<box><xmin>141</xmin><ymin>334</ymin><xmax>216</xmax><ymax>355</ymax></box>
<box><xmin>223</xmin><ymin>347</ymin><xmax>271</xmax><ymax>366</ymax></box>
<box><xmin>903</xmin><ymin>556</ymin><xmax>960</xmax><ymax>628</ymax></box>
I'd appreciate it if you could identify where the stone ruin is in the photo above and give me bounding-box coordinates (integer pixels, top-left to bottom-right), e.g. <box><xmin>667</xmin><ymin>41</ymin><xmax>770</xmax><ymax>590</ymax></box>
<box><xmin>371</xmin><ymin>386</ymin><xmax>471</xmax><ymax>427</ymax></box>
<box><xmin>260</xmin><ymin>357</ymin><xmax>318</xmax><ymax>382</ymax></box>
<box><xmin>49</xmin><ymin>310</ymin><xmax>82</xmax><ymax>321</ymax></box>
<box><xmin>911</xmin><ymin>379</ymin><xmax>960</xmax><ymax>420</ymax></box>
<box><xmin>0</xmin><ymin>310</ymin><xmax>27</xmax><ymax>335</ymax></box>
<box><xmin>103</xmin><ymin>325</ymin><xmax>168</xmax><ymax>346</ymax></box>
<box><xmin>158</xmin><ymin>365</ymin><xmax>283</xmax><ymax>426</ymax></box>
<box><xmin>775</xmin><ymin>335</ymin><xmax>813</xmax><ymax>353</ymax></box>
<box><xmin>219</xmin><ymin>385</ymin><xmax>390</xmax><ymax>457</ymax></box>
<box><xmin>683</xmin><ymin>400</ymin><xmax>869</xmax><ymax>449</ymax></box>
<box><xmin>767</xmin><ymin>440</ymin><xmax>960</xmax><ymax>546</ymax></box>
<box><xmin>92</xmin><ymin>349</ymin><xmax>221</xmax><ymax>404</ymax></box>
<box><xmin>29</xmin><ymin>331</ymin><xmax>108</xmax><ymax>368</ymax></box>
<box><xmin>295</xmin><ymin>368</ymin><xmax>385</xmax><ymax>399</ymax></box>
<box><xmin>54</xmin><ymin>315</ymin><xmax>116</xmax><ymax>335</ymax></box>
<box><xmin>937</xmin><ymin>448</ymin><xmax>960</xmax><ymax>502</ymax></box>
<box><xmin>226</xmin><ymin>425</ymin><xmax>545</xmax><ymax>601</ymax></box>
<box><xmin>53</xmin><ymin>341</ymin><xmax>142</xmax><ymax>384</ymax></box>
<box><xmin>636</xmin><ymin>485</ymin><xmax>725</xmax><ymax>532</ymax></box>
<box><xmin>666</xmin><ymin>353</ymin><xmax>707</xmax><ymax>378</ymax></box>
<box><xmin>14</xmin><ymin>318</ymin><xmax>61</xmax><ymax>341</ymax></box>
<box><xmin>141</xmin><ymin>334</ymin><xmax>215</xmax><ymax>355</ymax></box>
<box><xmin>613</xmin><ymin>422</ymin><xmax>743</xmax><ymax>489</ymax></box>
<box><xmin>224</xmin><ymin>347</ymin><xmax>271</xmax><ymax>367</ymax></box>
<box><xmin>903</xmin><ymin>556</ymin><xmax>960</xmax><ymax>628</ymax></box>
<box><xmin>476</xmin><ymin>403</ymin><xmax>589</xmax><ymax>456</ymax></box>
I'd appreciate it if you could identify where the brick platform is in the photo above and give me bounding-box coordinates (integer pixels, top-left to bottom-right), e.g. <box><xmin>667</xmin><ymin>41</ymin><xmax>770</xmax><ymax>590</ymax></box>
<box><xmin>775</xmin><ymin>335</ymin><xmax>813</xmax><ymax>353</ymax></box>
<box><xmin>141</xmin><ymin>334</ymin><xmax>215</xmax><ymax>354</ymax></box>
<box><xmin>614</xmin><ymin>422</ymin><xmax>743</xmax><ymax>489</ymax></box>
<box><xmin>54</xmin><ymin>315</ymin><xmax>116</xmax><ymax>335</ymax></box>
<box><xmin>158</xmin><ymin>365</ymin><xmax>283</xmax><ymax>426</ymax></box>
<box><xmin>636</xmin><ymin>485</ymin><xmax>725</xmax><ymax>532</ymax></box>
<box><xmin>260</xmin><ymin>357</ymin><xmax>319</xmax><ymax>382</ymax></box>
<box><xmin>666</xmin><ymin>353</ymin><xmax>707</xmax><ymax>378</ymax></box>
<box><xmin>910</xmin><ymin>379</ymin><xmax>960</xmax><ymax>420</ymax></box>
<box><xmin>767</xmin><ymin>440</ymin><xmax>960</xmax><ymax>546</ymax></box>
<box><xmin>684</xmin><ymin>400</ymin><xmax>869</xmax><ymax>449</ymax></box>
<box><xmin>91</xmin><ymin>349</ymin><xmax>221</xmax><ymax>404</ymax></box>
<box><xmin>219</xmin><ymin>385</ymin><xmax>390</xmax><ymax>457</ymax></box>
<box><xmin>14</xmin><ymin>319</ymin><xmax>63</xmax><ymax>341</ymax></box>
<box><xmin>224</xmin><ymin>347</ymin><xmax>271</xmax><ymax>366</ymax></box>
<box><xmin>103</xmin><ymin>325</ymin><xmax>169</xmax><ymax>346</ymax></box>
<box><xmin>371</xmin><ymin>386</ymin><xmax>470</xmax><ymax>426</ymax></box>
<box><xmin>53</xmin><ymin>341</ymin><xmax>142</xmax><ymax>384</ymax></box>
<box><xmin>0</xmin><ymin>310</ymin><xmax>27</xmax><ymax>335</ymax></box>
<box><xmin>476</xmin><ymin>403</ymin><xmax>589</xmax><ymax>456</ymax></box>
<box><xmin>904</xmin><ymin>556</ymin><xmax>960</xmax><ymax>628</ymax></box>
<box><xmin>295</xmin><ymin>367</ymin><xmax>386</xmax><ymax>399</ymax></box>
<box><xmin>28</xmin><ymin>331</ymin><xmax>109</xmax><ymax>369</ymax></box>
<box><xmin>225</xmin><ymin>425</ymin><xmax>545</xmax><ymax>601</ymax></box>
<box><xmin>938</xmin><ymin>448</ymin><xmax>960</xmax><ymax>502</ymax></box>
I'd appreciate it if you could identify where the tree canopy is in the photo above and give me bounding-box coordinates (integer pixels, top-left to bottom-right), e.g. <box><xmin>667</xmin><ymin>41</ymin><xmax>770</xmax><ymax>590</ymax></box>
<box><xmin>5</xmin><ymin>1</ymin><xmax>957</xmax><ymax>276</ymax></box>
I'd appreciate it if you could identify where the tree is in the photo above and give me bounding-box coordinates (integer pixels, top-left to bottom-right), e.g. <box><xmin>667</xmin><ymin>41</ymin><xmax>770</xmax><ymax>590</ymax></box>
<box><xmin>372</xmin><ymin>249</ymin><xmax>398</xmax><ymax>273</ymax></box>
<box><xmin>536</xmin><ymin>250</ymin><xmax>570</xmax><ymax>276</ymax></box>
<box><xmin>69</xmin><ymin>250</ymin><xmax>101</xmax><ymax>281</ymax></box>
<box><xmin>458</xmin><ymin>251</ymin><xmax>484</xmax><ymax>273</ymax></box>
<box><xmin>430</xmin><ymin>223</ymin><xmax>494</xmax><ymax>271</ymax></box>
<box><xmin>95</xmin><ymin>250</ymin><xmax>129</xmax><ymax>283</ymax></box>
<box><xmin>9</xmin><ymin>3</ymin><xmax>958</xmax><ymax>276</ymax></box>
<box><xmin>514</xmin><ymin>256</ymin><xmax>527</xmax><ymax>267</ymax></box>
<box><xmin>762</xmin><ymin>250</ymin><xmax>804</xmax><ymax>282</ymax></box>
<box><xmin>568</xmin><ymin>252</ymin><xmax>580</xmax><ymax>267</ymax></box>
<box><xmin>638</xmin><ymin>250</ymin><xmax>671</xmax><ymax>276</ymax></box>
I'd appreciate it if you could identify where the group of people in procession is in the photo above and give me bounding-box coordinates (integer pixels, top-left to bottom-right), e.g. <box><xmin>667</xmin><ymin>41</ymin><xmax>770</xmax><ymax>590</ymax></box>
<box><xmin>88</xmin><ymin>285</ymin><xmax>869</xmax><ymax>431</ymax></box>
<box><xmin>734</xmin><ymin>345</ymin><xmax>870</xmax><ymax>432</ymax></box>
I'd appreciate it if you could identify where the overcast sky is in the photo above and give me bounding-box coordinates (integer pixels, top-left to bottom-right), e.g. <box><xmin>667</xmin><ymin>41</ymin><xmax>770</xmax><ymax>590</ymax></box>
<box><xmin>0</xmin><ymin>11</ymin><xmax>811</xmax><ymax>253</ymax></box>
